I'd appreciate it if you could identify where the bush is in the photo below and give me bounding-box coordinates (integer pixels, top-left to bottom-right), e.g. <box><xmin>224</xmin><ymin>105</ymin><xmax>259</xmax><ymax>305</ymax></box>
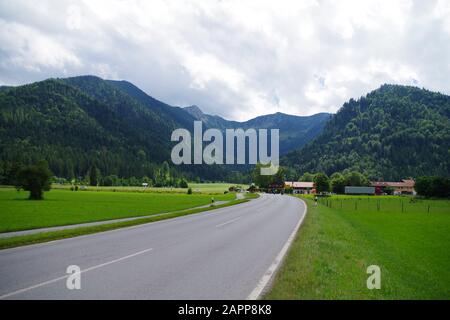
<box><xmin>187</xmin><ymin>187</ymin><xmax>192</xmax><ymax>195</ymax></box>
<box><xmin>179</xmin><ymin>179</ymin><xmax>189</xmax><ymax>188</ymax></box>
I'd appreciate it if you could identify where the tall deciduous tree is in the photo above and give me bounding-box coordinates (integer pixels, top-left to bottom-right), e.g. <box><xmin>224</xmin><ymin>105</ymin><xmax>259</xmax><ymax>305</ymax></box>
<box><xmin>330</xmin><ymin>172</ymin><xmax>346</xmax><ymax>194</ymax></box>
<box><xmin>299</xmin><ymin>172</ymin><xmax>314</xmax><ymax>182</ymax></box>
<box><xmin>314</xmin><ymin>172</ymin><xmax>330</xmax><ymax>193</ymax></box>
<box><xmin>252</xmin><ymin>163</ymin><xmax>273</xmax><ymax>189</ymax></box>
<box><xmin>15</xmin><ymin>161</ymin><xmax>52</xmax><ymax>200</ymax></box>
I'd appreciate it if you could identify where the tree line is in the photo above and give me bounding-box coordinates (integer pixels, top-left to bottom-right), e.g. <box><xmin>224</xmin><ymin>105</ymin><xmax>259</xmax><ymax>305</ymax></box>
<box><xmin>251</xmin><ymin>164</ymin><xmax>371</xmax><ymax>194</ymax></box>
<box><xmin>415</xmin><ymin>176</ymin><xmax>450</xmax><ymax>198</ymax></box>
<box><xmin>299</xmin><ymin>170</ymin><xmax>370</xmax><ymax>194</ymax></box>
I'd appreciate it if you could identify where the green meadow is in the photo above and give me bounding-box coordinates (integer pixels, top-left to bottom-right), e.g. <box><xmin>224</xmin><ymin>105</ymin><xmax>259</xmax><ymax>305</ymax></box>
<box><xmin>267</xmin><ymin>195</ymin><xmax>450</xmax><ymax>300</ymax></box>
<box><xmin>51</xmin><ymin>183</ymin><xmax>246</xmax><ymax>194</ymax></box>
<box><xmin>0</xmin><ymin>188</ymin><xmax>234</xmax><ymax>233</ymax></box>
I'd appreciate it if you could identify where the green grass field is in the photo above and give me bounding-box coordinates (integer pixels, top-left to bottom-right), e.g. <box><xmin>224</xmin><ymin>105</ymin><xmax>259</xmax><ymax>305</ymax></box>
<box><xmin>189</xmin><ymin>183</ymin><xmax>248</xmax><ymax>193</ymax></box>
<box><xmin>0</xmin><ymin>195</ymin><xmax>259</xmax><ymax>250</ymax></box>
<box><xmin>51</xmin><ymin>183</ymin><xmax>247</xmax><ymax>194</ymax></box>
<box><xmin>316</xmin><ymin>195</ymin><xmax>450</xmax><ymax>214</ymax></box>
<box><xmin>266</xmin><ymin>195</ymin><xmax>450</xmax><ymax>300</ymax></box>
<box><xmin>0</xmin><ymin>188</ymin><xmax>235</xmax><ymax>232</ymax></box>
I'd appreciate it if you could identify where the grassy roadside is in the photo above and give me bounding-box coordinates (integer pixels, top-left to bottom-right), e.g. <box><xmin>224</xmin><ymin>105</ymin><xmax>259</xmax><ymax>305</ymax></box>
<box><xmin>0</xmin><ymin>193</ymin><xmax>259</xmax><ymax>250</ymax></box>
<box><xmin>265</xmin><ymin>196</ymin><xmax>450</xmax><ymax>299</ymax></box>
<box><xmin>0</xmin><ymin>188</ymin><xmax>235</xmax><ymax>232</ymax></box>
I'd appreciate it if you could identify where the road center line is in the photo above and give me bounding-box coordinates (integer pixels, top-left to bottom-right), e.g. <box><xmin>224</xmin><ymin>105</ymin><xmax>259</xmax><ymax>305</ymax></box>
<box><xmin>0</xmin><ymin>248</ymin><xmax>153</xmax><ymax>300</ymax></box>
<box><xmin>215</xmin><ymin>216</ymin><xmax>242</xmax><ymax>228</ymax></box>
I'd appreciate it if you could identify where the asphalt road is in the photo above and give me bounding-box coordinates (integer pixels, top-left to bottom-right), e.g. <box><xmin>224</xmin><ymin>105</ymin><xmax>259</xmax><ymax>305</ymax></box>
<box><xmin>0</xmin><ymin>194</ymin><xmax>306</xmax><ymax>300</ymax></box>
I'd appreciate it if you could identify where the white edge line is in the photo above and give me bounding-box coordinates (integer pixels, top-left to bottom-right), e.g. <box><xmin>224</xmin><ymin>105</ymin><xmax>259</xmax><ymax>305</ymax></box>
<box><xmin>247</xmin><ymin>198</ymin><xmax>308</xmax><ymax>300</ymax></box>
<box><xmin>0</xmin><ymin>248</ymin><xmax>153</xmax><ymax>300</ymax></box>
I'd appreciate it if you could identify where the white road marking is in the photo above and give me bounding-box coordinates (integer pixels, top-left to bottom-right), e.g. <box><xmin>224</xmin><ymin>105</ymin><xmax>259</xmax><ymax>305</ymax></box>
<box><xmin>215</xmin><ymin>216</ymin><xmax>242</xmax><ymax>228</ymax></box>
<box><xmin>0</xmin><ymin>248</ymin><xmax>153</xmax><ymax>299</ymax></box>
<box><xmin>247</xmin><ymin>197</ymin><xmax>308</xmax><ymax>300</ymax></box>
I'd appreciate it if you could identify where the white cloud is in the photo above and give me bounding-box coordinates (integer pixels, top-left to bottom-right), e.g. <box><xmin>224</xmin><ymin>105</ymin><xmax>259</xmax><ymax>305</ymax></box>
<box><xmin>181</xmin><ymin>52</ymin><xmax>245</xmax><ymax>92</ymax></box>
<box><xmin>66</xmin><ymin>5</ymin><xmax>83</xmax><ymax>31</ymax></box>
<box><xmin>0</xmin><ymin>19</ymin><xmax>81</xmax><ymax>72</ymax></box>
<box><xmin>0</xmin><ymin>0</ymin><xmax>449</xmax><ymax>120</ymax></box>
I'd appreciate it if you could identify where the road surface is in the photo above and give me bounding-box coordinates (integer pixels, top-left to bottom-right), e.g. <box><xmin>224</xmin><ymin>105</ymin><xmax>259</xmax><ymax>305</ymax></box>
<box><xmin>0</xmin><ymin>194</ymin><xmax>306</xmax><ymax>300</ymax></box>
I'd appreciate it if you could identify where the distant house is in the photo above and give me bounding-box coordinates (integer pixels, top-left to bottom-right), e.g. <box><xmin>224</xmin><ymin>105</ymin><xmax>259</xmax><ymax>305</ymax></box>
<box><xmin>371</xmin><ymin>179</ymin><xmax>415</xmax><ymax>195</ymax></box>
<box><xmin>285</xmin><ymin>181</ymin><xmax>315</xmax><ymax>194</ymax></box>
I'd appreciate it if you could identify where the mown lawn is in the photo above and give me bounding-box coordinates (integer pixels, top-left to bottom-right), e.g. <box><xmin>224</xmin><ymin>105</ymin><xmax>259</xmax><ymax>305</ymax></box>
<box><xmin>0</xmin><ymin>188</ymin><xmax>234</xmax><ymax>232</ymax></box>
<box><xmin>266</xmin><ymin>196</ymin><xmax>450</xmax><ymax>299</ymax></box>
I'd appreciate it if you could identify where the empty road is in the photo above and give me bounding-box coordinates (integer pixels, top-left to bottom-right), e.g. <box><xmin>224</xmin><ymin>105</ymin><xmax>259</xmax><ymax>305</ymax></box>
<box><xmin>0</xmin><ymin>194</ymin><xmax>306</xmax><ymax>299</ymax></box>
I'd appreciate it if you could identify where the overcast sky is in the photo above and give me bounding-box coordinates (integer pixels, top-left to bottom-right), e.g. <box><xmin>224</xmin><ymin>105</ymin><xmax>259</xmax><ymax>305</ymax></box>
<box><xmin>1</xmin><ymin>0</ymin><xmax>449</xmax><ymax>121</ymax></box>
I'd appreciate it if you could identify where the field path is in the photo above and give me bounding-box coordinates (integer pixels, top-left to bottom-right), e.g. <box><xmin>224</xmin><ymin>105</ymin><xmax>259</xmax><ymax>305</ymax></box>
<box><xmin>0</xmin><ymin>194</ymin><xmax>305</xmax><ymax>299</ymax></box>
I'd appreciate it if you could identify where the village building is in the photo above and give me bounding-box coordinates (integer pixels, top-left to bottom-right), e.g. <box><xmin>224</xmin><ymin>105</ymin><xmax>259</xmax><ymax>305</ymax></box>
<box><xmin>371</xmin><ymin>179</ymin><xmax>415</xmax><ymax>195</ymax></box>
<box><xmin>285</xmin><ymin>181</ymin><xmax>315</xmax><ymax>194</ymax></box>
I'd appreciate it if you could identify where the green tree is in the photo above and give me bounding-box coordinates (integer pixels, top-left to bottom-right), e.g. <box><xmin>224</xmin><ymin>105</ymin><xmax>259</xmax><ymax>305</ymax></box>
<box><xmin>252</xmin><ymin>163</ymin><xmax>273</xmax><ymax>189</ymax></box>
<box><xmin>415</xmin><ymin>177</ymin><xmax>432</xmax><ymax>197</ymax></box>
<box><xmin>314</xmin><ymin>172</ymin><xmax>330</xmax><ymax>193</ymax></box>
<box><xmin>3</xmin><ymin>161</ymin><xmax>23</xmax><ymax>186</ymax></box>
<box><xmin>430</xmin><ymin>177</ymin><xmax>450</xmax><ymax>198</ymax></box>
<box><xmin>330</xmin><ymin>172</ymin><xmax>346</xmax><ymax>194</ymax></box>
<box><xmin>272</xmin><ymin>167</ymin><xmax>286</xmax><ymax>185</ymax></box>
<box><xmin>299</xmin><ymin>172</ymin><xmax>314</xmax><ymax>182</ymax></box>
<box><xmin>15</xmin><ymin>161</ymin><xmax>52</xmax><ymax>200</ymax></box>
<box><xmin>344</xmin><ymin>171</ymin><xmax>369</xmax><ymax>186</ymax></box>
<box><xmin>179</xmin><ymin>178</ymin><xmax>189</xmax><ymax>188</ymax></box>
<box><xmin>89</xmin><ymin>165</ymin><xmax>99</xmax><ymax>186</ymax></box>
<box><xmin>416</xmin><ymin>176</ymin><xmax>450</xmax><ymax>198</ymax></box>
<box><xmin>161</xmin><ymin>161</ymin><xmax>170</xmax><ymax>181</ymax></box>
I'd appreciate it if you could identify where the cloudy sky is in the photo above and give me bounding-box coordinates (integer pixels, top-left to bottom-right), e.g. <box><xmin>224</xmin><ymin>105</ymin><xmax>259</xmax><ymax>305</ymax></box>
<box><xmin>1</xmin><ymin>0</ymin><xmax>449</xmax><ymax>121</ymax></box>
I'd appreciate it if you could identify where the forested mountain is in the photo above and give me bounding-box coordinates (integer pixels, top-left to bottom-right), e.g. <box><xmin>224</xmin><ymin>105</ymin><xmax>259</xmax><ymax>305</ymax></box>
<box><xmin>283</xmin><ymin>84</ymin><xmax>450</xmax><ymax>180</ymax></box>
<box><xmin>105</xmin><ymin>79</ymin><xmax>196</xmax><ymax>130</ymax></box>
<box><xmin>0</xmin><ymin>75</ymin><xmax>329</xmax><ymax>184</ymax></box>
<box><xmin>184</xmin><ymin>105</ymin><xmax>331</xmax><ymax>154</ymax></box>
<box><xmin>0</xmin><ymin>77</ymin><xmax>175</xmax><ymax>180</ymax></box>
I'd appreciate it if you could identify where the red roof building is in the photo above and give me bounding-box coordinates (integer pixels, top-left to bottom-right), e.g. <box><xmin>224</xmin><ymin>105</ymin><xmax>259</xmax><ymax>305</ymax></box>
<box><xmin>285</xmin><ymin>181</ymin><xmax>315</xmax><ymax>194</ymax></box>
<box><xmin>371</xmin><ymin>179</ymin><xmax>415</xmax><ymax>194</ymax></box>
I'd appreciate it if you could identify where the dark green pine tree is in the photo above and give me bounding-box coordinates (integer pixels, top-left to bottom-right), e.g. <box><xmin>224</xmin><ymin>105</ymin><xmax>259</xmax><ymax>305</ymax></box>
<box><xmin>89</xmin><ymin>165</ymin><xmax>99</xmax><ymax>186</ymax></box>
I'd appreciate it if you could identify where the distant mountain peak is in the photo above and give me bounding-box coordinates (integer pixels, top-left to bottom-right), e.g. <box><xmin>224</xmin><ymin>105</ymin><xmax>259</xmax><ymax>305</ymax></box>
<box><xmin>184</xmin><ymin>105</ymin><xmax>204</xmax><ymax>118</ymax></box>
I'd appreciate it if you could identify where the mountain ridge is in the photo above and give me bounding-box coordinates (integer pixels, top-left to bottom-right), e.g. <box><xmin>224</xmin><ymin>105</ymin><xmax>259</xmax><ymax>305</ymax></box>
<box><xmin>0</xmin><ymin>75</ymin><xmax>330</xmax><ymax>181</ymax></box>
<box><xmin>183</xmin><ymin>105</ymin><xmax>332</xmax><ymax>154</ymax></box>
<box><xmin>283</xmin><ymin>84</ymin><xmax>450</xmax><ymax>180</ymax></box>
